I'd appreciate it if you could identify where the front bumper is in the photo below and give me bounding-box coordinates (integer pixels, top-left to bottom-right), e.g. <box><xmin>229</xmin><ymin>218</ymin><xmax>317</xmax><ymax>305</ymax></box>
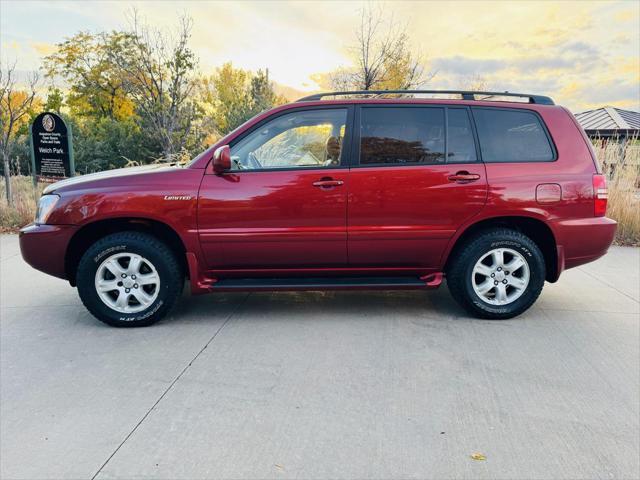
<box><xmin>19</xmin><ymin>223</ymin><xmax>78</xmax><ymax>280</ymax></box>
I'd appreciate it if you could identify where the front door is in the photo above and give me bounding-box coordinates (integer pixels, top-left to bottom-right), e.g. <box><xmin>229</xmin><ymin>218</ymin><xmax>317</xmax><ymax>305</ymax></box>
<box><xmin>198</xmin><ymin>107</ymin><xmax>352</xmax><ymax>269</ymax></box>
<box><xmin>348</xmin><ymin>105</ymin><xmax>488</xmax><ymax>267</ymax></box>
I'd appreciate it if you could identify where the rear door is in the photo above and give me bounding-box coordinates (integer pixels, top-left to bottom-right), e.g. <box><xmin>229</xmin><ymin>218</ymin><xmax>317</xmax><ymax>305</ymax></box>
<box><xmin>198</xmin><ymin>106</ymin><xmax>352</xmax><ymax>269</ymax></box>
<box><xmin>348</xmin><ymin>105</ymin><xmax>488</xmax><ymax>267</ymax></box>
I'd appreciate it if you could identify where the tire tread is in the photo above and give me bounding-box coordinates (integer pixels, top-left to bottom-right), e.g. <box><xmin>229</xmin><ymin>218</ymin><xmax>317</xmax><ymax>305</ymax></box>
<box><xmin>76</xmin><ymin>231</ymin><xmax>183</xmax><ymax>327</ymax></box>
<box><xmin>447</xmin><ymin>228</ymin><xmax>545</xmax><ymax>319</ymax></box>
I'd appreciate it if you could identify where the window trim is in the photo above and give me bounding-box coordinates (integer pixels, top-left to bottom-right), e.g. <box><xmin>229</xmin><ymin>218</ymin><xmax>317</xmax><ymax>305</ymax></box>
<box><xmin>353</xmin><ymin>104</ymin><xmax>481</xmax><ymax>168</ymax></box>
<box><xmin>470</xmin><ymin>106</ymin><xmax>558</xmax><ymax>163</ymax></box>
<box><xmin>225</xmin><ymin>105</ymin><xmax>355</xmax><ymax>173</ymax></box>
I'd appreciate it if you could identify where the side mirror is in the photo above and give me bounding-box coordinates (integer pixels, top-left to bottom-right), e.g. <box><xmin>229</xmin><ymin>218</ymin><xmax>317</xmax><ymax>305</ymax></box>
<box><xmin>213</xmin><ymin>145</ymin><xmax>231</xmax><ymax>174</ymax></box>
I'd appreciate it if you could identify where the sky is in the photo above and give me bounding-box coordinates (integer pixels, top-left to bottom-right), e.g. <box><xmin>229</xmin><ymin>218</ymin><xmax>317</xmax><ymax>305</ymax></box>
<box><xmin>1</xmin><ymin>0</ymin><xmax>639</xmax><ymax>112</ymax></box>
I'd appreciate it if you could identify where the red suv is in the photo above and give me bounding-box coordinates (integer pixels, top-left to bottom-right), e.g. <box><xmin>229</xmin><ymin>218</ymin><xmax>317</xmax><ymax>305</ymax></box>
<box><xmin>19</xmin><ymin>90</ymin><xmax>617</xmax><ymax>327</ymax></box>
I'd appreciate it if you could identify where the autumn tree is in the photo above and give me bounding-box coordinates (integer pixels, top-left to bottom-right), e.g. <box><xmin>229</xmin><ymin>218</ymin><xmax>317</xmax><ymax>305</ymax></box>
<box><xmin>201</xmin><ymin>62</ymin><xmax>251</xmax><ymax>135</ymax></box>
<box><xmin>43</xmin><ymin>31</ymin><xmax>135</xmax><ymax>120</ymax></box>
<box><xmin>331</xmin><ymin>5</ymin><xmax>434</xmax><ymax>91</ymax></box>
<box><xmin>250</xmin><ymin>69</ymin><xmax>282</xmax><ymax>114</ymax></box>
<box><xmin>44</xmin><ymin>87</ymin><xmax>64</xmax><ymax>114</ymax></box>
<box><xmin>0</xmin><ymin>62</ymin><xmax>39</xmax><ymax>204</ymax></box>
<box><xmin>44</xmin><ymin>14</ymin><xmax>203</xmax><ymax>168</ymax></box>
<box><xmin>110</xmin><ymin>13</ymin><xmax>201</xmax><ymax>160</ymax></box>
<box><xmin>201</xmin><ymin>63</ymin><xmax>284</xmax><ymax>136</ymax></box>
<box><xmin>44</xmin><ymin>31</ymin><xmax>152</xmax><ymax>171</ymax></box>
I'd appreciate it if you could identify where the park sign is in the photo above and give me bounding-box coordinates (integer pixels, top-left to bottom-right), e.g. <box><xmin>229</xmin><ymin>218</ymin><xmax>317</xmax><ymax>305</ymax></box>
<box><xmin>30</xmin><ymin>112</ymin><xmax>74</xmax><ymax>182</ymax></box>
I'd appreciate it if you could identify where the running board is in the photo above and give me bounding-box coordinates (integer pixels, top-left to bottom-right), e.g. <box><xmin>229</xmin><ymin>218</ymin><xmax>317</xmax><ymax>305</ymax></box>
<box><xmin>210</xmin><ymin>274</ymin><xmax>442</xmax><ymax>291</ymax></box>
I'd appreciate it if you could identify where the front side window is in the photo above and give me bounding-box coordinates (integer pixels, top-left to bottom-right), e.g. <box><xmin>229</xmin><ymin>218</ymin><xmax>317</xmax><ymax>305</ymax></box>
<box><xmin>473</xmin><ymin>108</ymin><xmax>554</xmax><ymax>162</ymax></box>
<box><xmin>360</xmin><ymin>107</ymin><xmax>445</xmax><ymax>165</ymax></box>
<box><xmin>230</xmin><ymin>109</ymin><xmax>347</xmax><ymax>170</ymax></box>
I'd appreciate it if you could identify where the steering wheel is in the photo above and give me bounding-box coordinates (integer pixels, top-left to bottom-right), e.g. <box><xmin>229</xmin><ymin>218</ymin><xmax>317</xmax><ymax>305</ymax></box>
<box><xmin>247</xmin><ymin>151</ymin><xmax>263</xmax><ymax>169</ymax></box>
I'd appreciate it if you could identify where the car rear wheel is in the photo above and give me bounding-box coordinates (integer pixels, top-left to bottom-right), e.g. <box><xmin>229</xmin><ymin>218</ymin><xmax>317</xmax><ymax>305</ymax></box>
<box><xmin>446</xmin><ymin>228</ymin><xmax>545</xmax><ymax>319</ymax></box>
<box><xmin>76</xmin><ymin>232</ymin><xmax>183</xmax><ymax>327</ymax></box>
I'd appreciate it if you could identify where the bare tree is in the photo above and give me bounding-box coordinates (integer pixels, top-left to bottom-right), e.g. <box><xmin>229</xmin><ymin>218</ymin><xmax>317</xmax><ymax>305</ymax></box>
<box><xmin>331</xmin><ymin>5</ymin><xmax>434</xmax><ymax>91</ymax></box>
<box><xmin>463</xmin><ymin>75</ymin><xmax>491</xmax><ymax>92</ymax></box>
<box><xmin>0</xmin><ymin>62</ymin><xmax>39</xmax><ymax>205</ymax></box>
<box><xmin>111</xmin><ymin>11</ymin><xmax>199</xmax><ymax>160</ymax></box>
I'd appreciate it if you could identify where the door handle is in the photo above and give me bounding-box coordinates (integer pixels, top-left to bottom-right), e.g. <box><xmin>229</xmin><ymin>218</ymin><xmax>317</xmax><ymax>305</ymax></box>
<box><xmin>313</xmin><ymin>178</ymin><xmax>344</xmax><ymax>188</ymax></box>
<box><xmin>448</xmin><ymin>171</ymin><xmax>481</xmax><ymax>183</ymax></box>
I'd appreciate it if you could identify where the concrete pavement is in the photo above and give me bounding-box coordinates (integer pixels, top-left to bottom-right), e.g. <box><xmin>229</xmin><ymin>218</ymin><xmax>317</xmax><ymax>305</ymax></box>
<box><xmin>1</xmin><ymin>234</ymin><xmax>638</xmax><ymax>479</ymax></box>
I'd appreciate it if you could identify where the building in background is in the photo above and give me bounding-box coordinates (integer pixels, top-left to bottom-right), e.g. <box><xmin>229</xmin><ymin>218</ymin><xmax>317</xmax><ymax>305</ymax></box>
<box><xmin>575</xmin><ymin>106</ymin><xmax>639</xmax><ymax>140</ymax></box>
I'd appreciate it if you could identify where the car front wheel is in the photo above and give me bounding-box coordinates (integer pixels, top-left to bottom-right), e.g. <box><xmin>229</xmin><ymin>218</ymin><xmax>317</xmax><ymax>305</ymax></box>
<box><xmin>76</xmin><ymin>232</ymin><xmax>183</xmax><ymax>327</ymax></box>
<box><xmin>446</xmin><ymin>228</ymin><xmax>545</xmax><ymax>319</ymax></box>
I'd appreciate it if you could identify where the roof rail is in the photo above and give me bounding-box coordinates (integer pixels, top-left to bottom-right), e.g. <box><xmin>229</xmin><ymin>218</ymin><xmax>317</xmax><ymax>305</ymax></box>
<box><xmin>297</xmin><ymin>90</ymin><xmax>555</xmax><ymax>105</ymax></box>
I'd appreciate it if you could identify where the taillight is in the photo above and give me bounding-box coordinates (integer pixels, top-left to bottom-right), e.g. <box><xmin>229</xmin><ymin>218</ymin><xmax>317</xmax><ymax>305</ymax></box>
<box><xmin>593</xmin><ymin>174</ymin><xmax>608</xmax><ymax>217</ymax></box>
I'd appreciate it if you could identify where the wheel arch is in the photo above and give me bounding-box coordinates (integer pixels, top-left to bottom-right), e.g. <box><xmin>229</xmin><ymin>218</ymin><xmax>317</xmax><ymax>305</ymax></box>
<box><xmin>444</xmin><ymin>215</ymin><xmax>559</xmax><ymax>282</ymax></box>
<box><xmin>65</xmin><ymin>217</ymin><xmax>187</xmax><ymax>286</ymax></box>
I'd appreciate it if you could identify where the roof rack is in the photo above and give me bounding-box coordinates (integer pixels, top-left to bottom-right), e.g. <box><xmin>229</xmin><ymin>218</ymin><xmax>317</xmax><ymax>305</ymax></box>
<box><xmin>297</xmin><ymin>90</ymin><xmax>555</xmax><ymax>105</ymax></box>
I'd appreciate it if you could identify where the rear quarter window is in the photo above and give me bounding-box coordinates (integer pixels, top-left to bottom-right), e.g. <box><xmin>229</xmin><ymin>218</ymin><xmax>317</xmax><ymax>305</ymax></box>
<box><xmin>472</xmin><ymin>108</ymin><xmax>555</xmax><ymax>162</ymax></box>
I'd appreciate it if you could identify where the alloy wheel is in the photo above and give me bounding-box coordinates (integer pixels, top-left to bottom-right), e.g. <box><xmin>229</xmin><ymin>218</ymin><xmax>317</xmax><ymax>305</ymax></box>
<box><xmin>94</xmin><ymin>252</ymin><xmax>160</xmax><ymax>313</ymax></box>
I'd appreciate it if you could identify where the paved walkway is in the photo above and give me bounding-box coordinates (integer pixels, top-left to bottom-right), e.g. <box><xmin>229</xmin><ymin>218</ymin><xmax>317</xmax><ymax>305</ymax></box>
<box><xmin>1</xmin><ymin>234</ymin><xmax>638</xmax><ymax>479</ymax></box>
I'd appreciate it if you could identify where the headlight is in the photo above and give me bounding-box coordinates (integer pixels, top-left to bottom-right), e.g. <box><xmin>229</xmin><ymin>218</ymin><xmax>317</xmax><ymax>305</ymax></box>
<box><xmin>35</xmin><ymin>194</ymin><xmax>60</xmax><ymax>224</ymax></box>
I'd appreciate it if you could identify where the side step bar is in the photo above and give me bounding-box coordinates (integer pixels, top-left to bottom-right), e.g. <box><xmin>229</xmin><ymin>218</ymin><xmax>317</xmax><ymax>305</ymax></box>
<box><xmin>211</xmin><ymin>274</ymin><xmax>442</xmax><ymax>291</ymax></box>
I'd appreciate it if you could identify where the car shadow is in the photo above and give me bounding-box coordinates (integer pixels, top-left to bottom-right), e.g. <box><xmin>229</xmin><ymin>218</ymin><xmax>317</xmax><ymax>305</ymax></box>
<box><xmin>168</xmin><ymin>284</ymin><xmax>471</xmax><ymax>325</ymax></box>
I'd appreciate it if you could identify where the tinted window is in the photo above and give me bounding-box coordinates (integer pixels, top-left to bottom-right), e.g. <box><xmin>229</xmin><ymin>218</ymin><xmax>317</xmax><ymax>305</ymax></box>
<box><xmin>230</xmin><ymin>109</ymin><xmax>347</xmax><ymax>170</ymax></box>
<box><xmin>473</xmin><ymin>108</ymin><xmax>554</xmax><ymax>162</ymax></box>
<box><xmin>360</xmin><ymin>107</ymin><xmax>445</xmax><ymax>165</ymax></box>
<box><xmin>448</xmin><ymin>108</ymin><xmax>477</xmax><ymax>162</ymax></box>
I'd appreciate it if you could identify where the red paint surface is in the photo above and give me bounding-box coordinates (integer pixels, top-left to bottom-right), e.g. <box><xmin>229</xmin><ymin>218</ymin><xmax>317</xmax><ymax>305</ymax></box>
<box><xmin>20</xmin><ymin>97</ymin><xmax>617</xmax><ymax>293</ymax></box>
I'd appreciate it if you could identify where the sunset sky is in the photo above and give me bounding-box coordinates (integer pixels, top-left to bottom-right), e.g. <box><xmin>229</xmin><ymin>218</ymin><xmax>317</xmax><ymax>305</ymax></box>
<box><xmin>1</xmin><ymin>0</ymin><xmax>639</xmax><ymax>112</ymax></box>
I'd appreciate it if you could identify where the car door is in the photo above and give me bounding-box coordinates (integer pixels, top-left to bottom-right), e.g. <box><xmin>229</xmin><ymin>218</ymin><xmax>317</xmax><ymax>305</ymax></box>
<box><xmin>348</xmin><ymin>105</ymin><xmax>488</xmax><ymax>267</ymax></box>
<box><xmin>198</xmin><ymin>106</ymin><xmax>353</xmax><ymax>269</ymax></box>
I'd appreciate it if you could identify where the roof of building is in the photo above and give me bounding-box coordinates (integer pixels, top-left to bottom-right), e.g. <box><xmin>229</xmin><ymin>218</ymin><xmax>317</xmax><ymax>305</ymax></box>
<box><xmin>575</xmin><ymin>106</ymin><xmax>640</xmax><ymax>132</ymax></box>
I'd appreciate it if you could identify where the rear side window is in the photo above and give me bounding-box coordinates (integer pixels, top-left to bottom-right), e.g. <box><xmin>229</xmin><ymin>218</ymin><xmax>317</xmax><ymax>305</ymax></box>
<box><xmin>448</xmin><ymin>108</ymin><xmax>477</xmax><ymax>162</ymax></box>
<box><xmin>360</xmin><ymin>107</ymin><xmax>445</xmax><ymax>165</ymax></box>
<box><xmin>472</xmin><ymin>108</ymin><xmax>554</xmax><ymax>162</ymax></box>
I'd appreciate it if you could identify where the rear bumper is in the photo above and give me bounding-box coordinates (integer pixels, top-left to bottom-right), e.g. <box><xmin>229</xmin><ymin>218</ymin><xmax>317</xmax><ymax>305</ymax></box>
<box><xmin>19</xmin><ymin>223</ymin><xmax>77</xmax><ymax>280</ymax></box>
<box><xmin>553</xmin><ymin>216</ymin><xmax>617</xmax><ymax>277</ymax></box>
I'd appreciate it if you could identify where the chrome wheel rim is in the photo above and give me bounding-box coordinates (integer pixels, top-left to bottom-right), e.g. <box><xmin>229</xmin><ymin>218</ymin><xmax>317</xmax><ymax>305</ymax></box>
<box><xmin>471</xmin><ymin>248</ymin><xmax>530</xmax><ymax>306</ymax></box>
<box><xmin>95</xmin><ymin>253</ymin><xmax>160</xmax><ymax>314</ymax></box>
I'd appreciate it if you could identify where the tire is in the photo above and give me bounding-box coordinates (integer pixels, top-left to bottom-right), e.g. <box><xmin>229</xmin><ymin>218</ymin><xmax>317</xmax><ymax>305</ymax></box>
<box><xmin>76</xmin><ymin>231</ymin><xmax>183</xmax><ymax>327</ymax></box>
<box><xmin>446</xmin><ymin>228</ymin><xmax>545</xmax><ymax>319</ymax></box>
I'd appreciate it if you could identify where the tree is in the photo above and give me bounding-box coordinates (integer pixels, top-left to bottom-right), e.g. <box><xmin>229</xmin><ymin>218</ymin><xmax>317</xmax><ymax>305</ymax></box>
<box><xmin>463</xmin><ymin>75</ymin><xmax>491</xmax><ymax>92</ymax></box>
<box><xmin>331</xmin><ymin>5</ymin><xmax>434</xmax><ymax>91</ymax></box>
<box><xmin>110</xmin><ymin>12</ymin><xmax>200</xmax><ymax>160</ymax></box>
<box><xmin>0</xmin><ymin>62</ymin><xmax>39</xmax><ymax>205</ymax></box>
<box><xmin>201</xmin><ymin>62</ymin><xmax>251</xmax><ymax>135</ymax></box>
<box><xmin>201</xmin><ymin>63</ymin><xmax>285</xmax><ymax>136</ymax></box>
<box><xmin>43</xmin><ymin>31</ymin><xmax>135</xmax><ymax>121</ymax></box>
<box><xmin>249</xmin><ymin>69</ymin><xmax>281</xmax><ymax>114</ymax></box>
<box><xmin>44</xmin><ymin>14</ymin><xmax>203</xmax><ymax>165</ymax></box>
<box><xmin>44</xmin><ymin>87</ymin><xmax>64</xmax><ymax>114</ymax></box>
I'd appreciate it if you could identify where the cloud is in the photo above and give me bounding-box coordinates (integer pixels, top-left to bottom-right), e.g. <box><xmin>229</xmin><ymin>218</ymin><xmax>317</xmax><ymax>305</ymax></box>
<box><xmin>614</xmin><ymin>8</ymin><xmax>637</xmax><ymax>22</ymax></box>
<box><xmin>431</xmin><ymin>51</ymin><xmax>597</xmax><ymax>78</ymax></box>
<box><xmin>30</xmin><ymin>42</ymin><xmax>56</xmax><ymax>56</ymax></box>
<box><xmin>431</xmin><ymin>57</ymin><xmax>506</xmax><ymax>76</ymax></box>
<box><xmin>1</xmin><ymin>0</ymin><xmax>638</xmax><ymax>111</ymax></box>
<box><xmin>562</xmin><ymin>41</ymin><xmax>600</xmax><ymax>57</ymax></box>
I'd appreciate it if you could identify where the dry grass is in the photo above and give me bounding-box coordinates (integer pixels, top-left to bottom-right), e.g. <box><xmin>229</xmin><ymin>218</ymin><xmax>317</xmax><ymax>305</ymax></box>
<box><xmin>1</xmin><ymin>143</ymin><xmax>639</xmax><ymax>244</ymax></box>
<box><xmin>0</xmin><ymin>176</ymin><xmax>45</xmax><ymax>232</ymax></box>
<box><xmin>592</xmin><ymin>140</ymin><xmax>640</xmax><ymax>246</ymax></box>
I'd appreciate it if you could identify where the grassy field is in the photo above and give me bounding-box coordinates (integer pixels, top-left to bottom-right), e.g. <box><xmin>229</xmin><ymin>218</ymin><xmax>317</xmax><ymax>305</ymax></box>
<box><xmin>1</xmin><ymin>142</ymin><xmax>639</xmax><ymax>244</ymax></box>
<box><xmin>592</xmin><ymin>141</ymin><xmax>640</xmax><ymax>245</ymax></box>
